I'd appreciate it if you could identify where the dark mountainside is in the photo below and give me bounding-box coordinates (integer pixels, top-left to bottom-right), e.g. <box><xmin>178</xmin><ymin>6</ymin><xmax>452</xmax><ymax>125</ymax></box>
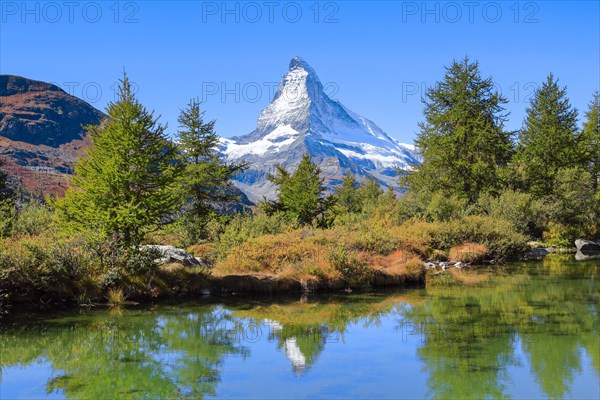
<box><xmin>0</xmin><ymin>75</ymin><xmax>107</xmax><ymax>196</ymax></box>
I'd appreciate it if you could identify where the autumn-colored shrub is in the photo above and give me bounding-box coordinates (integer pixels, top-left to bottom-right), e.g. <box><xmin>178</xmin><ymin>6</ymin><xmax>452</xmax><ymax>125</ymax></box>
<box><xmin>404</xmin><ymin>257</ymin><xmax>426</xmax><ymax>278</ymax></box>
<box><xmin>327</xmin><ymin>245</ymin><xmax>372</xmax><ymax>286</ymax></box>
<box><xmin>106</xmin><ymin>287</ymin><xmax>125</xmax><ymax>306</ymax></box>
<box><xmin>449</xmin><ymin>243</ymin><xmax>489</xmax><ymax>263</ymax></box>
<box><xmin>214</xmin><ymin>231</ymin><xmax>328</xmax><ymax>276</ymax></box>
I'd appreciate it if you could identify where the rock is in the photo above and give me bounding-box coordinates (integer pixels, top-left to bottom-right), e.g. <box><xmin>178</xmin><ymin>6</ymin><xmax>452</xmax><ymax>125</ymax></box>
<box><xmin>141</xmin><ymin>245</ymin><xmax>207</xmax><ymax>268</ymax></box>
<box><xmin>527</xmin><ymin>241</ymin><xmax>544</xmax><ymax>248</ymax></box>
<box><xmin>575</xmin><ymin>250</ymin><xmax>600</xmax><ymax>261</ymax></box>
<box><xmin>523</xmin><ymin>247</ymin><xmax>550</xmax><ymax>259</ymax></box>
<box><xmin>575</xmin><ymin>239</ymin><xmax>600</xmax><ymax>252</ymax></box>
<box><xmin>424</xmin><ymin>262</ymin><xmax>437</xmax><ymax>270</ymax></box>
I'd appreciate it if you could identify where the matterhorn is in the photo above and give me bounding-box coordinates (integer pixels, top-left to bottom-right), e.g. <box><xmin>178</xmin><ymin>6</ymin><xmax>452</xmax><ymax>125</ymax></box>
<box><xmin>221</xmin><ymin>56</ymin><xmax>419</xmax><ymax>200</ymax></box>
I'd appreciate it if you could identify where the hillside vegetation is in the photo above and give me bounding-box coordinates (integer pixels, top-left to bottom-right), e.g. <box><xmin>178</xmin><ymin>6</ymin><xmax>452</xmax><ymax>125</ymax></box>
<box><xmin>0</xmin><ymin>59</ymin><xmax>598</xmax><ymax>306</ymax></box>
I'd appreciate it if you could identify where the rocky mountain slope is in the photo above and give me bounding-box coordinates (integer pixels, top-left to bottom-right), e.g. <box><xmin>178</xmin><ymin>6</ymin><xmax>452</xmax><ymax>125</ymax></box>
<box><xmin>221</xmin><ymin>57</ymin><xmax>419</xmax><ymax>201</ymax></box>
<box><xmin>1</xmin><ymin>64</ymin><xmax>420</xmax><ymax>201</ymax></box>
<box><xmin>0</xmin><ymin>75</ymin><xmax>105</xmax><ymax>196</ymax></box>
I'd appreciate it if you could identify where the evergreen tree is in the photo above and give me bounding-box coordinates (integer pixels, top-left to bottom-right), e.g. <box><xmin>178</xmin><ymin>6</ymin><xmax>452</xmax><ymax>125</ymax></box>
<box><xmin>54</xmin><ymin>74</ymin><xmax>183</xmax><ymax>247</ymax></box>
<box><xmin>357</xmin><ymin>176</ymin><xmax>383</xmax><ymax>210</ymax></box>
<box><xmin>0</xmin><ymin>158</ymin><xmax>15</xmax><ymax>237</ymax></box>
<box><xmin>0</xmin><ymin>157</ymin><xmax>12</xmax><ymax>202</ymax></box>
<box><xmin>542</xmin><ymin>166</ymin><xmax>597</xmax><ymax>242</ymax></box>
<box><xmin>175</xmin><ymin>99</ymin><xmax>246</xmax><ymax>235</ymax></box>
<box><xmin>263</xmin><ymin>154</ymin><xmax>330</xmax><ymax>226</ymax></box>
<box><xmin>515</xmin><ymin>74</ymin><xmax>580</xmax><ymax>197</ymax></box>
<box><xmin>581</xmin><ymin>91</ymin><xmax>600</xmax><ymax>191</ymax></box>
<box><xmin>407</xmin><ymin>57</ymin><xmax>513</xmax><ymax>203</ymax></box>
<box><xmin>333</xmin><ymin>173</ymin><xmax>361</xmax><ymax>214</ymax></box>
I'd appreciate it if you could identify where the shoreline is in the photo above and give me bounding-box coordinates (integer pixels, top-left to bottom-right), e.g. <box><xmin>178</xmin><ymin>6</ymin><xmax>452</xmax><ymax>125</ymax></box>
<box><xmin>1</xmin><ymin>268</ymin><xmax>426</xmax><ymax>310</ymax></box>
<box><xmin>2</xmin><ymin>238</ymin><xmax>597</xmax><ymax>311</ymax></box>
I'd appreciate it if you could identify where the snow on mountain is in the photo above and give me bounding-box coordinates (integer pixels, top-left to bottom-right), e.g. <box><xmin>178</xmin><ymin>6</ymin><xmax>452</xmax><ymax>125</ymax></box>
<box><xmin>221</xmin><ymin>56</ymin><xmax>420</xmax><ymax>201</ymax></box>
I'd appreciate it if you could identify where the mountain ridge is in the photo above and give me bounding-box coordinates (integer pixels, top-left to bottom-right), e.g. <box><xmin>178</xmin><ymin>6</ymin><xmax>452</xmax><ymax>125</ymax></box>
<box><xmin>0</xmin><ymin>74</ymin><xmax>105</xmax><ymax>147</ymax></box>
<box><xmin>0</xmin><ymin>74</ymin><xmax>105</xmax><ymax>196</ymax></box>
<box><xmin>0</xmin><ymin>63</ymin><xmax>420</xmax><ymax>200</ymax></box>
<box><xmin>220</xmin><ymin>56</ymin><xmax>419</xmax><ymax>201</ymax></box>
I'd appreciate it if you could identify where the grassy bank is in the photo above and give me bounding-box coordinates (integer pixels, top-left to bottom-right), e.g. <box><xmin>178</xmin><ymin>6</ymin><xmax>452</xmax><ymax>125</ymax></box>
<box><xmin>0</xmin><ymin>211</ymin><xmax>529</xmax><ymax>308</ymax></box>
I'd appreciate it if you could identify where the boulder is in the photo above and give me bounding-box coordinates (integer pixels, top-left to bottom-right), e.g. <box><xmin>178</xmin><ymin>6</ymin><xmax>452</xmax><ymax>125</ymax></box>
<box><xmin>575</xmin><ymin>250</ymin><xmax>600</xmax><ymax>261</ymax></box>
<box><xmin>141</xmin><ymin>245</ymin><xmax>207</xmax><ymax>268</ymax></box>
<box><xmin>574</xmin><ymin>239</ymin><xmax>600</xmax><ymax>253</ymax></box>
<box><xmin>523</xmin><ymin>247</ymin><xmax>550</xmax><ymax>259</ymax></box>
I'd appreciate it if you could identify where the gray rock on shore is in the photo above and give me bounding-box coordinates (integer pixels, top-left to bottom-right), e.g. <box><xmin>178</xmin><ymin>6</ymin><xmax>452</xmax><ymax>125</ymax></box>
<box><xmin>575</xmin><ymin>239</ymin><xmax>600</xmax><ymax>253</ymax></box>
<box><xmin>141</xmin><ymin>245</ymin><xmax>208</xmax><ymax>268</ymax></box>
<box><xmin>575</xmin><ymin>251</ymin><xmax>600</xmax><ymax>261</ymax></box>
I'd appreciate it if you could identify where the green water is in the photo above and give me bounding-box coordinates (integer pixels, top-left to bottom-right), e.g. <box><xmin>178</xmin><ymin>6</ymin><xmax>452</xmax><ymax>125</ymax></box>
<box><xmin>1</xmin><ymin>258</ymin><xmax>598</xmax><ymax>399</ymax></box>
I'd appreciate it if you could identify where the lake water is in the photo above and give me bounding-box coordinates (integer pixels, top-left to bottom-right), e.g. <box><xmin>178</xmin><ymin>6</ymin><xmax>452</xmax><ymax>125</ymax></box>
<box><xmin>1</xmin><ymin>257</ymin><xmax>598</xmax><ymax>399</ymax></box>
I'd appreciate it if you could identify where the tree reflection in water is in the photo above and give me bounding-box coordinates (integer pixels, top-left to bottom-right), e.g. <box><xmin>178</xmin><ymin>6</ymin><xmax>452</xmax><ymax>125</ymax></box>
<box><xmin>0</xmin><ymin>258</ymin><xmax>597</xmax><ymax>399</ymax></box>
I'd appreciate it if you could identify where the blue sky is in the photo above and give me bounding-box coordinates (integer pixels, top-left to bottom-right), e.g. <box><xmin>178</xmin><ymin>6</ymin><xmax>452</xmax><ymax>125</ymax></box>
<box><xmin>1</xmin><ymin>1</ymin><xmax>599</xmax><ymax>143</ymax></box>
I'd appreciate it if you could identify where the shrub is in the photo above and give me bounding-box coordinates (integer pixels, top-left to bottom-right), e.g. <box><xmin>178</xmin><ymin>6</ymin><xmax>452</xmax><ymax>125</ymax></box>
<box><xmin>542</xmin><ymin>222</ymin><xmax>573</xmax><ymax>247</ymax></box>
<box><xmin>0</xmin><ymin>234</ymin><xmax>95</xmax><ymax>299</ymax></box>
<box><xmin>215</xmin><ymin>212</ymin><xmax>292</xmax><ymax>259</ymax></box>
<box><xmin>327</xmin><ymin>220</ymin><xmax>403</xmax><ymax>256</ymax></box>
<box><xmin>404</xmin><ymin>257</ymin><xmax>426</xmax><ymax>279</ymax></box>
<box><xmin>398</xmin><ymin>215</ymin><xmax>528</xmax><ymax>260</ymax></box>
<box><xmin>125</xmin><ymin>246</ymin><xmax>161</xmax><ymax>276</ymax></box>
<box><xmin>0</xmin><ymin>199</ymin><xmax>15</xmax><ymax>237</ymax></box>
<box><xmin>12</xmin><ymin>200</ymin><xmax>54</xmax><ymax>236</ymax></box>
<box><xmin>215</xmin><ymin>231</ymin><xmax>327</xmax><ymax>275</ymax></box>
<box><xmin>449</xmin><ymin>243</ymin><xmax>489</xmax><ymax>263</ymax></box>
<box><xmin>543</xmin><ymin>167</ymin><xmax>598</xmax><ymax>242</ymax></box>
<box><xmin>178</xmin><ymin>212</ymin><xmax>233</xmax><ymax>247</ymax></box>
<box><xmin>0</xmin><ymin>199</ymin><xmax>54</xmax><ymax>237</ymax></box>
<box><xmin>425</xmin><ymin>192</ymin><xmax>468</xmax><ymax>222</ymax></box>
<box><xmin>0</xmin><ymin>231</ymin><xmax>163</xmax><ymax>303</ymax></box>
<box><xmin>476</xmin><ymin>190</ymin><xmax>535</xmax><ymax>234</ymax></box>
<box><xmin>397</xmin><ymin>191</ymin><xmax>427</xmax><ymax>222</ymax></box>
<box><xmin>106</xmin><ymin>287</ymin><xmax>125</xmax><ymax>306</ymax></box>
<box><xmin>326</xmin><ymin>245</ymin><xmax>372</xmax><ymax>286</ymax></box>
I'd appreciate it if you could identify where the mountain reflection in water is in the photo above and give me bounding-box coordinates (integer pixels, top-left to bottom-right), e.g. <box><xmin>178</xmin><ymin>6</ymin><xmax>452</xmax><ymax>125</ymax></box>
<box><xmin>0</xmin><ymin>257</ymin><xmax>598</xmax><ymax>399</ymax></box>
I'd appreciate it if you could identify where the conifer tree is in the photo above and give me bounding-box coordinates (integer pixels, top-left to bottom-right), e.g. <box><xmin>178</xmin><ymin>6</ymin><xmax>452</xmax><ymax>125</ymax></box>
<box><xmin>0</xmin><ymin>158</ymin><xmax>12</xmax><ymax>202</ymax></box>
<box><xmin>176</xmin><ymin>98</ymin><xmax>246</xmax><ymax>219</ymax></box>
<box><xmin>0</xmin><ymin>158</ymin><xmax>14</xmax><ymax>237</ymax></box>
<box><xmin>54</xmin><ymin>74</ymin><xmax>183</xmax><ymax>247</ymax></box>
<box><xmin>264</xmin><ymin>153</ymin><xmax>329</xmax><ymax>226</ymax></box>
<box><xmin>357</xmin><ymin>176</ymin><xmax>383</xmax><ymax>210</ymax></box>
<box><xmin>407</xmin><ymin>57</ymin><xmax>513</xmax><ymax>202</ymax></box>
<box><xmin>334</xmin><ymin>173</ymin><xmax>361</xmax><ymax>214</ymax></box>
<box><xmin>581</xmin><ymin>91</ymin><xmax>600</xmax><ymax>191</ymax></box>
<box><xmin>514</xmin><ymin>74</ymin><xmax>580</xmax><ymax>197</ymax></box>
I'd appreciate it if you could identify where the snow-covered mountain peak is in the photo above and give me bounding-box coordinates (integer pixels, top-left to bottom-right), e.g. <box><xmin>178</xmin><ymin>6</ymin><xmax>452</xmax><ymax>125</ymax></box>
<box><xmin>221</xmin><ymin>57</ymin><xmax>420</xmax><ymax>201</ymax></box>
<box><xmin>287</xmin><ymin>56</ymin><xmax>321</xmax><ymax>84</ymax></box>
<box><xmin>289</xmin><ymin>56</ymin><xmax>316</xmax><ymax>73</ymax></box>
<box><xmin>251</xmin><ymin>57</ymin><xmax>324</xmax><ymax>135</ymax></box>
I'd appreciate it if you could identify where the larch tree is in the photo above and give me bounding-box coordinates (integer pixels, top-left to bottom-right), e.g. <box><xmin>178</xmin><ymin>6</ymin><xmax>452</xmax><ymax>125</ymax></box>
<box><xmin>53</xmin><ymin>74</ymin><xmax>183</xmax><ymax>247</ymax></box>
<box><xmin>0</xmin><ymin>157</ymin><xmax>12</xmax><ymax>202</ymax></box>
<box><xmin>175</xmin><ymin>98</ymin><xmax>246</xmax><ymax>241</ymax></box>
<box><xmin>407</xmin><ymin>57</ymin><xmax>513</xmax><ymax>203</ymax></box>
<box><xmin>357</xmin><ymin>176</ymin><xmax>383</xmax><ymax>210</ymax></box>
<box><xmin>263</xmin><ymin>153</ymin><xmax>330</xmax><ymax>226</ymax></box>
<box><xmin>514</xmin><ymin>74</ymin><xmax>580</xmax><ymax>197</ymax></box>
<box><xmin>333</xmin><ymin>173</ymin><xmax>361</xmax><ymax>214</ymax></box>
<box><xmin>581</xmin><ymin>91</ymin><xmax>600</xmax><ymax>191</ymax></box>
<box><xmin>176</xmin><ymin>98</ymin><xmax>246</xmax><ymax>212</ymax></box>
